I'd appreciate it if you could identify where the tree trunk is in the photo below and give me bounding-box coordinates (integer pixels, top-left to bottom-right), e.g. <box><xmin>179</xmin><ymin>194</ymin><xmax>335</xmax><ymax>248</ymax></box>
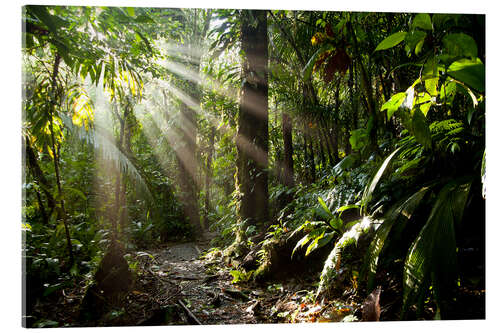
<box><xmin>317</xmin><ymin>129</ymin><xmax>326</xmax><ymax>170</ymax></box>
<box><xmin>174</xmin><ymin>10</ymin><xmax>212</xmax><ymax>239</ymax></box>
<box><xmin>119</xmin><ymin>106</ymin><xmax>133</xmax><ymax>236</ymax></box>
<box><xmin>347</xmin><ymin>20</ymin><xmax>378</xmax><ymax>154</ymax></box>
<box><xmin>24</xmin><ymin>136</ymin><xmax>56</xmax><ymax>220</ymax></box>
<box><xmin>48</xmin><ymin>53</ymin><xmax>74</xmax><ymax>267</ymax></box>
<box><xmin>235</xmin><ymin>10</ymin><xmax>269</xmax><ymax>241</ymax></box>
<box><xmin>203</xmin><ymin>126</ymin><xmax>215</xmax><ymax>229</ymax></box>
<box><xmin>308</xmin><ymin>130</ymin><xmax>316</xmax><ymax>182</ymax></box>
<box><xmin>281</xmin><ymin>112</ymin><xmax>294</xmax><ymax>188</ymax></box>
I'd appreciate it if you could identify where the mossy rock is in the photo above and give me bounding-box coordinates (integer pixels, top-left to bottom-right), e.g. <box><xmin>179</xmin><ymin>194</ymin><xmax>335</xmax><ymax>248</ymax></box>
<box><xmin>253</xmin><ymin>230</ymin><xmax>334</xmax><ymax>282</ymax></box>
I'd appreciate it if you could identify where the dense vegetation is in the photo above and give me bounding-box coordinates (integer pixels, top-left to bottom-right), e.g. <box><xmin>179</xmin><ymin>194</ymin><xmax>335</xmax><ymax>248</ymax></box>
<box><xmin>22</xmin><ymin>6</ymin><xmax>485</xmax><ymax>327</ymax></box>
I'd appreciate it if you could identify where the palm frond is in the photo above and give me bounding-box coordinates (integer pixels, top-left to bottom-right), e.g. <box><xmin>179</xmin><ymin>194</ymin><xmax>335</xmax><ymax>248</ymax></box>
<box><xmin>402</xmin><ymin>179</ymin><xmax>471</xmax><ymax>318</ymax></box>
<box><xmin>362</xmin><ymin>186</ymin><xmax>430</xmax><ymax>291</ymax></box>
<box><xmin>60</xmin><ymin>114</ymin><xmax>152</xmax><ymax>198</ymax></box>
<box><xmin>361</xmin><ymin>147</ymin><xmax>401</xmax><ymax>214</ymax></box>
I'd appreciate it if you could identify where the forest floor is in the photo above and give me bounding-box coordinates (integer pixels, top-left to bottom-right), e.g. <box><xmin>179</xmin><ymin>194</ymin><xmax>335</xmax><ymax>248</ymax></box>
<box><xmin>116</xmin><ymin>232</ymin><xmax>360</xmax><ymax>326</ymax></box>
<box><xmin>31</xmin><ymin>231</ymin><xmax>364</xmax><ymax>327</ymax></box>
<box><xmin>28</xmin><ymin>229</ymin><xmax>486</xmax><ymax>327</ymax></box>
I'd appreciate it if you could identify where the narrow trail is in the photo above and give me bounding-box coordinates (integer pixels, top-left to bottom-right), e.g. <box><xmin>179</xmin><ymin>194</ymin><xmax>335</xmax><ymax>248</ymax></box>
<box><xmin>129</xmin><ymin>231</ymin><xmax>360</xmax><ymax>326</ymax></box>
<box><xmin>133</xmin><ymin>232</ymin><xmax>262</xmax><ymax>325</ymax></box>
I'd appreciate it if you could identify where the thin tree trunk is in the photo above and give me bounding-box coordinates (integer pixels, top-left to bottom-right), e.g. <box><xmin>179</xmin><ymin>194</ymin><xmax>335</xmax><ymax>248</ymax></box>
<box><xmin>119</xmin><ymin>107</ymin><xmax>132</xmax><ymax>235</ymax></box>
<box><xmin>302</xmin><ymin>123</ymin><xmax>309</xmax><ymax>183</ymax></box>
<box><xmin>307</xmin><ymin>129</ymin><xmax>316</xmax><ymax>183</ymax></box>
<box><xmin>25</xmin><ymin>136</ymin><xmax>56</xmax><ymax>218</ymax></box>
<box><xmin>281</xmin><ymin>111</ymin><xmax>294</xmax><ymax>188</ymax></box>
<box><xmin>347</xmin><ymin>20</ymin><xmax>378</xmax><ymax>154</ymax></box>
<box><xmin>48</xmin><ymin>53</ymin><xmax>74</xmax><ymax>266</ymax></box>
<box><xmin>317</xmin><ymin>129</ymin><xmax>326</xmax><ymax>169</ymax></box>
<box><xmin>203</xmin><ymin>126</ymin><xmax>215</xmax><ymax>229</ymax></box>
<box><xmin>319</xmin><ymin>124</ymin><xmax>334</xmax><ymax>166</ymax></box>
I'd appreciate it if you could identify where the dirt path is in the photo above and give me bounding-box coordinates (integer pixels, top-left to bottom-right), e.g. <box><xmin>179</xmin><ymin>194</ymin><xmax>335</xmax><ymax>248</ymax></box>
<box><xmin>129</xmin><ymin>231</ymin><xmax>361</xmax><ymax>326</ymax></box>
<box><xmin>34</xmin><ymin>233</ymin><xmax>360</xmax><ymax>327</ymax></box>
<box><xmin>130</xmin><ymin>234</ymin><xmax>263</xmax><ymax>325</ymax></box>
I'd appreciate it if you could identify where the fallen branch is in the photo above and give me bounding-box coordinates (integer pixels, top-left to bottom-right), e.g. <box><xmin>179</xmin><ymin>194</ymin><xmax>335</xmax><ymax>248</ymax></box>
<box><xmin>177</xmin><ymin>299</ymin><xmax>202</xmax><ymax>325</ymax></box>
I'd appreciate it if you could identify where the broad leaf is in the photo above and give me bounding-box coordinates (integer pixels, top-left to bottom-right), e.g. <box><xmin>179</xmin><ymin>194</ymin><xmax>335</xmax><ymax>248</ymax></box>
<box><xmin>447</xmin><ymin>58</ymin><xmax>485</xmax><ymax>93</ymax></box>
<box><xmin>404</xmin><ymin>30</ymin><xmax>427</xmax><ymax>55</ymax></box>
<box><xmin>381</xmin><ymin>92</ymin><xmax>406</xmax><ymax>119</ymax></box>
<box><xmin>292</xmin><ymin>233</ymin><xmax>312</xmax><ymax>258</ymax></box>
<box><xmin>414</xmin><ymin>92</ymin><xmax>432</xmax><ymax>116</ymax></box>
<box><xmin>332</xmin><ymin>154</ymin><xmax>356</xmax><ymax>175</ymax></box>
<box><xmin>318</xmin><ymin>196</ymin><xmax>332</xmax><ymax>217</ymax></box>
<box><xmin>412</xmin><ymin>13</ymin><xmax>433</xmax><ymax>31</ymax></box>
<box><xmin>443</xmin><ymin>33</ymin><xmax>478</xmax><ymax>59</ymax></box>
<box><xmin>439</xmin><ymin>79</ymin><xmax>457</xmax><ymax>105</ymax></box>
<box><xmin>363</xmin><ymin>187</ymin><xmax>430</xmax><ymax>290</ymax></box>
<box><xmin>375</xmin><ymin>32</ymin><xmax>407</xmax><ymax>51</ymax></box>
<box><xmin>423</xmin><ymin>57</ymin><xmax>439</xmax><ymax>96</ymax></box>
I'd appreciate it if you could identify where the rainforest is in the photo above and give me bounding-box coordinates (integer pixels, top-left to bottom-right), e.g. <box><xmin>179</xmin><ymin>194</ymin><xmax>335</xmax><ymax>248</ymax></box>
<box><xmin>21</xmin><ymin>5</ymin><xmax>485</xmax><ymax>327</ymax></box>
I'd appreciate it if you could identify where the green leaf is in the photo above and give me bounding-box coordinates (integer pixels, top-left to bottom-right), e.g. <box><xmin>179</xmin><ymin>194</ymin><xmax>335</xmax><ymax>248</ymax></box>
<box><xmin>402</xmin><ymin>180</ymin><xmax>471</xmax><ymax>316</ymax></box>
<box><xmin>415</xmin><ymin>38</ymin><xmax>425</xmax><ymax>55</ymax></box>
<box><xmin>306</xmin><ymin>231</ymin><xmax>335</xmax><ymax>256</ymax></box>
<box><xmin>318</xmin><ymin>196</ymin><xmax>332</xmax><ymax>217</ymax></box>
<box><xmin>423</xmin><ymin>57</ymin><xmax>439</xmax><ymax>96</ymax></box>
<box><xmin>375</xmin><ymin>31</ymin><xmax>407</xmax><ymax>51</ymax></box>
<box><xmin>412</xmin><ymin>108</ymin><xmax>432</xmax><ymax>149</ymax></box>
<box><xmin>126</xmin><ymin>7</ymin><xmax>135</xmax><ymax>16</ymax></box>
<box><xmin>415</xmin><ymin>92</ymin><xmax>432</xmax><ymax>116</ymax></box>
<box><xmin>329</xmin><ymin>217</ymin><xmax>343</xmax><ymax>231</ymax></box>
<box><xmin>70</xmin><ymin>263</ymin><xmax>79</xmax><ymax>276</ymax></box>
<box><xmin>336</xmin><ymin>204</ymin><xmax>360</xmax><ymax>214</ymax></box>
<box><xmin>292</xmin><ymin>233</ymin><xmax>312</xmax><ymax>258</ymax></box>
<box><xmin>447</xmin><ymin>58</ymin><xmax>485</xmax><ymax>93</ymax></box>
<box><xmin>363</xmin><ymin>187</ymin><xmax>429</xmax><ymax>290</ymax></box>
<box><xmin>443</xmin><ymin>33</ymin><xmax>478</xmax><ymax>59</ymax></box>
<box><xmin>412</xmin><ymin>13</ymin><xmax>433</xmax><ymax>30</ymax></box>
<box><xmin>439</xmin><ymin>79</ymin><xmax>457</xmax><ymax>105</ymax></box>
<box><xmin>43</xmin><ymin>282</ymin><xmax>65</xmax><ymax>297</ymax></box>
<box><xmin>432</xmin><ymin>14</ymin><xmax>455</xmax><ymax>30</ymax></box>
<box><xmin>381</xmin><ymin>92</ymin><xmax>406</xmax><ymax>119</ymax></box>
<box><xmin>305</xmin><ymin>231</ymin><xmax>324</xmax><ymax>256</ymax></box>
<box><xmin>362</xmin><ymin>147</ymin><xmax>402</xmax><ymax>212</ymax></box>
<box><xmin>349</xmin><ymin>128</ymin><xmax>369</xmax><ymax>151</ymax></box>
<box><xmin>28</xmin><ymin>5</ymin><xmax>67</xmax><ymax>33</ymax></box>
<box><xmin>404</xmin><ymin>30</ymin><xmax>427</xmax><ymax>55</ymax></box>
<box><xmin>333</xmin><ymin>154</ymin><xmax>356</xmax><ymax>175</ymax></box>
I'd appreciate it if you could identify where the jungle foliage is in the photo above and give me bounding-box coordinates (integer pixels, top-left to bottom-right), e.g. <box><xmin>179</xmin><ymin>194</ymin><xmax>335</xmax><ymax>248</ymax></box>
<box><xmin>22</xmin><ymin>6</ymin><xmax>485</xmax><ymax>326</ymax></box>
